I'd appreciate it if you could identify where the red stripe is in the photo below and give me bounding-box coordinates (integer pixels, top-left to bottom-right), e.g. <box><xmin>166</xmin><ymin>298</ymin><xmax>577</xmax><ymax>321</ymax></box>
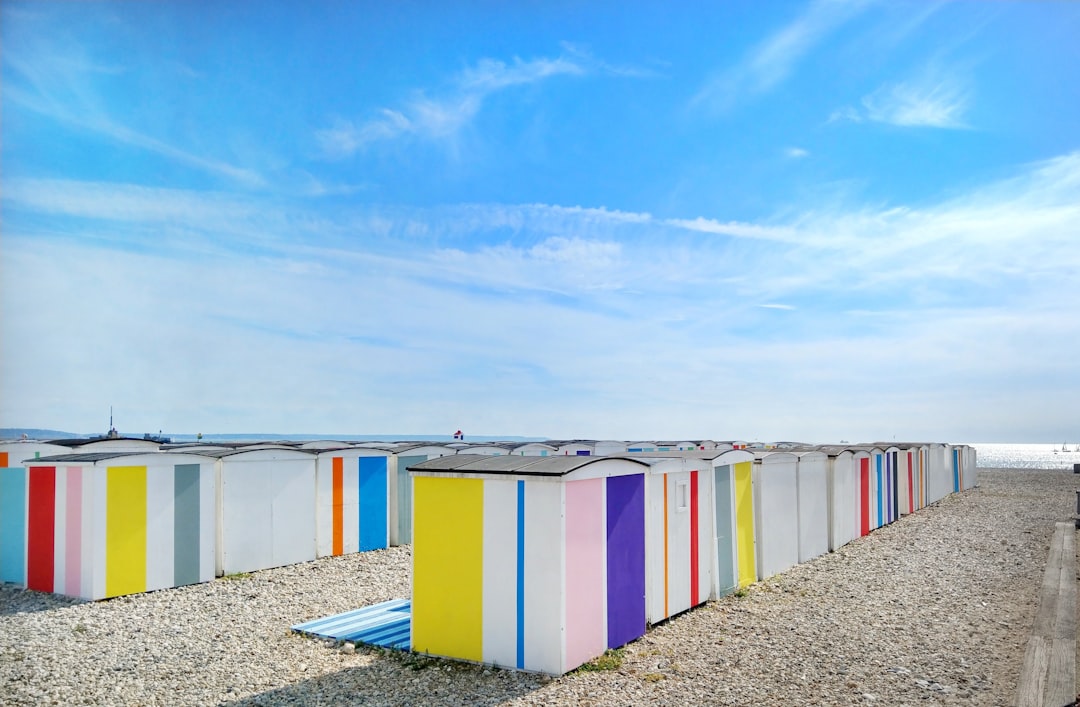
<box><xmin>27</xmin><ymin>467</ymin><xmax>56</xmax><ymax>592</ymax></box>
<box><xmin>859</xmin><ymin>458</ymin><xmax>870</xmax><ymax>537</ymax></box>
<box><xmin>689</xmin><ymin>470</ymin><xmax>699</xmax><ymax>607</ymax></box>
<box><xmin>907</xmin><ymin>452</ymin><xmax>914</xmax><ymax>513</ymax></box>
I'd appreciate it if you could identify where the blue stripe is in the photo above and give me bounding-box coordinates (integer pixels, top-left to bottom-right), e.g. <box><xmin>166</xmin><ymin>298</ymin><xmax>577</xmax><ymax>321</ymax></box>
<box><xmin>358</xmin><ymin>456</ymin><xmax>389</xmax><ymax>551</ymax></box>
<box><xmin>875</xmin><ymin>456</ymin><xmax>883</xmax><ymax>528</ymax></box>
<box><xmin>516</xmin><ymin>479</ymin><xmax>525</xmax><ymax>670</ymax></box>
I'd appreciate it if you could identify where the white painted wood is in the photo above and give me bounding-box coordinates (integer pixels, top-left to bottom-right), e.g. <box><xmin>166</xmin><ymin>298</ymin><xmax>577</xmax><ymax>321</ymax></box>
<box><xmin>794</xmin><ymin>452</ymin><xmax>829</xmax><ymax>562</ymax></box>
<box><xmin>523</xmin><ymin>481</ymin><xmax>563</xmax><ymax>675</ymax></box>
<box><xmin>482</xmin><ymin>479</ymin><xmax>518</xmax><ymax>669</ymax></box>
<box><xmin>144</xmin><ymin>462</ymin><xmax>174</xmax><ymax>592</ymax></box>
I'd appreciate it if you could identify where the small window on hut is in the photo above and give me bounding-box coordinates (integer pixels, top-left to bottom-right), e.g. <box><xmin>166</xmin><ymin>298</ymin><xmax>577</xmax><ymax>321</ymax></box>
<box><xmin>676</xmin><ymin>481</ymin><xmax>688</xmax><ymax>511</ymax></box>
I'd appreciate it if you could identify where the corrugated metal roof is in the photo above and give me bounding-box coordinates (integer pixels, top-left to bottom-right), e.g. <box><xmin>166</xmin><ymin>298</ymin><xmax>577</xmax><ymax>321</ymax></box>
<box><xmin>27</xmin><ymin>452</ymin><xmax>151</xmax><ymax>463</ymax></box>
<box><xmin>292</xmin><ymin>599</ymin><xmax>410</xmax><ymax>650</ymax></box>
<box><xmin>408</xmin><ymin>453</ymin><xmax>650</xmax><ymax>477</ymax></box>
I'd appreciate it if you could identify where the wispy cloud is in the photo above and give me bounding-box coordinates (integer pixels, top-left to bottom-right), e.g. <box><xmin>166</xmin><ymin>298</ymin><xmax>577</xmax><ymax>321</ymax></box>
<box><xmin>831</xmin><ymin>65</ymin><xmax>972</xmax><ymax>128</ymax></box>
<box><xmin>316</xmin><ymin>53</ymin><xmax>585</xmax><ymax>158</ymax></box>
<box><xmin>5</xmin><ymin>151</ymin><xmax>1080</xmax><ymax>438</ymax></box>
<box><xmin>785</xmin><ymin>147</ymin><xmax>810</xmax><ymax>159</ymax></box>
<box><xmin>693</xmin><ymin>0</ymin><xmax>872</xmax><ymax>112</ymax></box>
<box><xmin>3</xmin><ymin>37</ymin><xmax>266</xmax><ymax>188</ymax></box>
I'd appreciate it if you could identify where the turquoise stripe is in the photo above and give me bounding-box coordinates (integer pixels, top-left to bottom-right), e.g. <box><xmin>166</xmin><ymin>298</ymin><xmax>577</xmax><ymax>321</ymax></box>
<box><xmin>516</xmin><ymin>480</ymin><xmax>525</xmax><ymax>670</ymax></box>
<box><xmin>173</xmin><ymin>465</ymin><xmax>201</xmax><ymax>587</ymax></box>
<box><xmin>0</xmin><ymin>467</ymin><xmax>27</xmax><ymax>585</ymax></box>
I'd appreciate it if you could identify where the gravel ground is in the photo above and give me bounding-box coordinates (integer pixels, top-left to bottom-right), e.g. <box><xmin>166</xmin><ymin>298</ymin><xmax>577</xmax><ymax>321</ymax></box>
<box><xmin>2</xmin><ymin>467</ymin><xmax>1076</xmax><ymax>706</ymax></box>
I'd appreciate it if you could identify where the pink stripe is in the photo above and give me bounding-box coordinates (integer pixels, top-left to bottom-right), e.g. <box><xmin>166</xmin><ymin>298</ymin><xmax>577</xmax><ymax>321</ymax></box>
<box><xmin>65</xmin><ymin>467</ymin><xmax>82</xmax><ymax>596</ymax></box>
<box><xmin>564</xmin><ymin>478</ymin><xmax>606</xmax><ymax>670</ymax></box>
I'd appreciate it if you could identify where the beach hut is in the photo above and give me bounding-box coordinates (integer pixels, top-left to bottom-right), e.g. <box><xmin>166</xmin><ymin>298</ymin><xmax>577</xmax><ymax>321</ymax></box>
<box><xmin>511</xmin><ymin>443</ymin><xmax>557</xmax><ymax>457</ymax></box>
<box><xmin>751</xmin><ymin>452</ymin><xmax>800</xmax><ymax>581</ymax></box>
<box><xmin>626</xmin><ymin>442</ymin><xmax>657</xmax><ymax>452</ymax></box>
<box><xmin>625</xmin><ymin>449</ymin><xmax>755</xmax><ymax>595</ymax></box>
<box><xmin>20</xmin><ymin>452</ymin><xmax>217</xmax><ymax>600</ymax></box>
<box><xmin>640</xmin><ymin>457</ymin><xmax>714</xmax><ymax>625</ymax></box>
<box><xmin>817</xmin><ymin>447</ymin><xmax>857</xmax><ymax>551</ymax></box>
<box><xmin>925</xmin><ymin>444</ymin><xmax>950</xmax><ymax>504</ymax></box>
<box><xmin>851</xmin><ymin>449</ymin><xmax>872</xmax><ymax>537</ymax></box>
<box><xmin>407</xmin><ymin>454</ymin><xmax>651</xmax><ymax>675</ymax></box>
<box><xmin>554</xmin><ymin>441</ymin><xmax>594</xmax><ymax>456</ymax></box>
<box><xmin>455</xmin><ymin>444</ymin><xmax>511</xmax><ymax>456</ymax></box>
<box><xmin>1</xmin><ymin>442</ymin><xmax>76</xmax><ymax>585</ymax></box>
<box><xmin>962</xmin><ymin>445</ymin><xmax>978</xmax><ymax>490</ymax></box>
<box><xmin>387</xmin><ymin>444</ymin><xmax>457</xmax><ymax>545</ymax></box>
<box><xmin>593</xmin><ymin>441</ymin><xmax>628</xmax><ymax>456</ymax></box>
<box><xmin>792</xmin><ymin>451</ymin><xmax>829</xmax><ymax>563</ymax></box>
<box><xmin>208</xmin><ymin>447</ymin><xmax>317</xmax><ymax>576</ymax></box>
<box><xmin>314</xmin><ymin>448</ymin><xmax>393</xmax><ymax>558</ymax></box>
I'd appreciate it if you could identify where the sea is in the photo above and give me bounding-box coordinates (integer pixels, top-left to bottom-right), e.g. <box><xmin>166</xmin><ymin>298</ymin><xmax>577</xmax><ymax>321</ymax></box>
<box><xmin>971</xmin><ymin>442</ymin><xmax>1080</xmax><ymax>470</ymax></box>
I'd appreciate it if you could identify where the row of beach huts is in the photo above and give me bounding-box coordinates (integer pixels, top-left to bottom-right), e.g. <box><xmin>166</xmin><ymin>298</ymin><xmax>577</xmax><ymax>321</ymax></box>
<box><xmin>0</xmin><ymin>435</ymin><xmax>977</xmax><ymax>674</ymax></box>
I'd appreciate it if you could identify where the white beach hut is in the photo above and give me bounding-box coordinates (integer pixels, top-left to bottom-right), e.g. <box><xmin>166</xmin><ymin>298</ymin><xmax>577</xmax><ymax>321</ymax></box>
<box><xmin>207</xmin><ymin>447</ymin><xmax>317</xmax><ymax>575</ymax></box>
<box><xmin>791</xmin><ymin>450</ymin><xmax>829</xmax><ymax>563</ymax></box>
<box><xmin>751</xmin><ymin>451</ymin><xmax>800</xmax><ymax>581</ymax></box>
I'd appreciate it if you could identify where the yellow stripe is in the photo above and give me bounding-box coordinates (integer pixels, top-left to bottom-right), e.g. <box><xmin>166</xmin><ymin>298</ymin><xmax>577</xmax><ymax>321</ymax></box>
<box><xmin>412</xmin><ymin>476</ymin><xmax>483</xmax><ymax>661</ymax></box>
<box><xmin>106</xmin><ymin>466</ymin><xmax>146</xmax><ymax>597</ymax></box>
<box><xmin>734</xmin><ymin>461</ymin><xmax>756</xmax><ymax>587</ymax></box>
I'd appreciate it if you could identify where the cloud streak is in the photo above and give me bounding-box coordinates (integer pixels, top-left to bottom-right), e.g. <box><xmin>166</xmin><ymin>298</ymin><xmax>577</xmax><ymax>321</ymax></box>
<box><xmin>693</xmin><ymin>0</ymin><xmax>872</xmax><ymax>112</ymax></box>
<box><xmin>316</xmin><ymin>53</ymin><xmax>587</xmax><ymax>158</ymax></box>
<box><xmin>831</xmin><ymin>64</ymin><xmax>972</xmax><ymax>128</ymax></box>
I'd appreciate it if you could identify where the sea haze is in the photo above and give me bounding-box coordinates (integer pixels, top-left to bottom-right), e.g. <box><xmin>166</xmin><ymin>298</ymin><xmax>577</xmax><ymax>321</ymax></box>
<box><xmin>971</xmin><ymin>443</ymin><xmax>1080</xmax><ymax>470</ymax></box>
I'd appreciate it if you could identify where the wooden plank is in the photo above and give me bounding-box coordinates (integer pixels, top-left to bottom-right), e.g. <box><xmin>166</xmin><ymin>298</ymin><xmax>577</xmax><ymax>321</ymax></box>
<box><xmin>1045</xmin><ymin>524</ymin><xmax>1075</xmax><ymax>707</ymax></box>
<box><xmin>1015</xmin><ymin>522</ymin><xmax>1075</xmax><ymax>707</ymax></box>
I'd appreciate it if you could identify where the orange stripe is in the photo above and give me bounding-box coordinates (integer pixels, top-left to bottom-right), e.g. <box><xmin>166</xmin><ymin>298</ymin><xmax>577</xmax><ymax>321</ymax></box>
<box><xmin>663</xmin><ymin>473</ymin><xmax>669</xmax><ymax>618</ymax></box>
<box><xmin>332</xmin><ymin>457</ymin><xmax>343</xmax><ymax>556</ymax></box>
<box><xmin>0</xmin><ymin>452</ymin><xmax>8</xmax><ymax>467</ymax></box>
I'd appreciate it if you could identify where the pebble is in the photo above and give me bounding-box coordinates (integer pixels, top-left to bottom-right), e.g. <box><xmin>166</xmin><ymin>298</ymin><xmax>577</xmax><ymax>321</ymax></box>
<box><xmin>0</xmin><ymin>468</ymin><xmax>1071</xmax><ymax>705</ymax></box>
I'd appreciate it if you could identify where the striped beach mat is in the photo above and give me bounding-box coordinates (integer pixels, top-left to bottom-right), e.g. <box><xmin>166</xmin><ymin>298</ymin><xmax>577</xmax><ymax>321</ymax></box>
<box><xmin>291</xmin><ymin>598</ymin><xmax>411</xmax><ymax>650</ymax></box>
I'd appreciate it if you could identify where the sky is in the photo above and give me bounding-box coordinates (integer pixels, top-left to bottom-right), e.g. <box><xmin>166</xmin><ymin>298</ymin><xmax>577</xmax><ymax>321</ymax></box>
<box><xmin>2</xmin><ymin>1</ymin><xmax>1079</xmax><ymax>444</ymax></box>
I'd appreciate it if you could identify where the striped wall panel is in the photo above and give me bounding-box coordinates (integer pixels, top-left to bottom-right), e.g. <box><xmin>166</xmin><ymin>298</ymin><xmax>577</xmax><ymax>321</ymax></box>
<box><xmin>411</xmin><ymin>472</ymin><xmax>647</xmax><ymax>675</ymax></box>
<box><xmin>24</xmin><ymin>461</ymin><xmax>216</xmax><ymax>600</ymax></box>
<box><xmin>317</xmin><ymin>455</ymin><xmax>390</xmax><ymax>558</ymax></box>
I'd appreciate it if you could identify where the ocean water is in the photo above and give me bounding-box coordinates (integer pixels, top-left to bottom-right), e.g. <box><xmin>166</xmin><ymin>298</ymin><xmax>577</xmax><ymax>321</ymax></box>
<box><xmin>971</xmin><ymin>442</ymin><xmax>1080</xmax><ymax>470</ymax></box>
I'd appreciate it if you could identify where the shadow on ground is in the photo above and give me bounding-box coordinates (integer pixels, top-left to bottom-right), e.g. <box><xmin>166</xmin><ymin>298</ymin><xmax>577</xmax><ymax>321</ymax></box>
<box><xmin>222</xmin><ymin>649</ymin><xmax>547</xmax><ymax>706</ymax></box>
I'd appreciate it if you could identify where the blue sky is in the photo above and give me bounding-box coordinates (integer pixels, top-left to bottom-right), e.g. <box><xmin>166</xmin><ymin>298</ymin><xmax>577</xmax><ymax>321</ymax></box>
<box><xmin>2</xmin><ymin>1</ymin><xmax>1079</xmax><ymax>443</ymax></box>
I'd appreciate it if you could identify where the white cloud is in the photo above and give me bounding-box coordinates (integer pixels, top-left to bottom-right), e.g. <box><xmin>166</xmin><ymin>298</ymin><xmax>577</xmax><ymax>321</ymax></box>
<box><xmin>831</xmin><ymin>66</ymin><xmax>972</xmax><ymax>129</ymax></box>
<box><xmin>693</xmin><ymin>0</ymin><xmax>871</xmax><ymax>112</ymax></box>
<box><xmin>3</xmin><ymin>43</ymin><xmax>265</xmax><ymax>188</ymax></box>
<box><xmin>6</xmin><ymin>152</ymin><xmax>1080</xmax><ymax>440</ymax></box>
<box><xmin>861</xmin><ymin>76</ymin><xmax>970</xmax><ymax>128</ymax></box>
<box><xmin>785</xmin><ymin>147</ymin><xmax>810</xmax><ymax>159</ymax></box>
<box><xmin>317</xmin><ymin>53</ymin><xmax>586</xmax><ymax>158</ymax></box>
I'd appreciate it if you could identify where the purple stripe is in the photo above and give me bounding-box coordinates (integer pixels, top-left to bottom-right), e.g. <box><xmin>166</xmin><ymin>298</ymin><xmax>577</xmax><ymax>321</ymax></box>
<box><xmin>605</xmin><ymin>473</ymin><xmax>645</xmax><ymax>649</ymax></box>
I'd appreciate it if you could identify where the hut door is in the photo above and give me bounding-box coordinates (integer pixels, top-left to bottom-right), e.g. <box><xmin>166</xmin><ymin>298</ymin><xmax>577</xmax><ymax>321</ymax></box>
<box><xmin>713</xmin><ymin>464</ymin><xmax>737</xmax><ymax>596</ymax></box>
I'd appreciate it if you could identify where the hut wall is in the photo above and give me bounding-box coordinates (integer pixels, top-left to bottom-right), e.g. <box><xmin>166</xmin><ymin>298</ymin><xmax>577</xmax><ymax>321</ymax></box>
<box><xmin>752</xmin><ymin>454</ymin><xmax>799</xmax><ymax>580</ymax></box>
<box><xmin>795</xmin><ymin>453</ymin><xmax>829</xmax><ymax>563</ymax></box>
<box><xmin>825</xmin><ymin>451</ymin><xmax>857</xmax><ymax>551</ymax></box>
<box><xmin>315</xmin><ymin>451</ymin><xmax>390</xmax><ymax>558</ymax></box>
<box><xmin>218</xmin><ymin>453</ymin><xmax>316</xmax><ymax>575</ymax></box>
<box><xmin>410</xmin><ymin>468</ymin><xmax>647</xmax><ymax>675</ymax></box>
<box><xmin>23</xmin><ymin>457</ymin><xmax>215</xmax><ymax>600</ymax></box>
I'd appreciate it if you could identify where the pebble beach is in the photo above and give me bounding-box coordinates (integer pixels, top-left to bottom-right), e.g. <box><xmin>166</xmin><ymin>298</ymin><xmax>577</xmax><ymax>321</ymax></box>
<box><xmin>2</xmin><ymin>467</ymin><xmax>1076</xmax><ymax>706</ymax></box>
